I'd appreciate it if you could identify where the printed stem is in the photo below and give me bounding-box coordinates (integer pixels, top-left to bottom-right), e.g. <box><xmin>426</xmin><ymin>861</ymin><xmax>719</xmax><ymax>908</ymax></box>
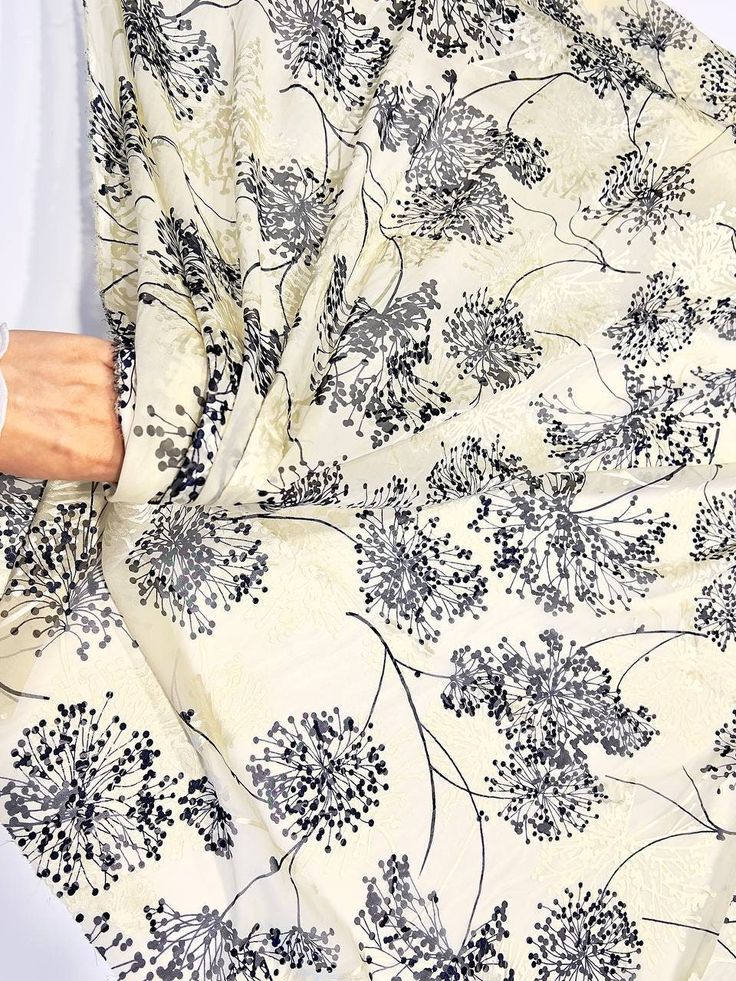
<box><xmin>250</xmin><ymin>512</ymin><xmax>355</xmax><ymax>543</ymax></box>
<box><xmin>0</xmin><ymin>680</ymin><xmax>50</xmax><ymax>702</ymax></box>
<box><xmin>616</xmin><ymin>633</ymin><xmax>689</xmax><ymax>689</ymax></box>
<box><xmin>462</xmin><ymin>71</ymin><xmax>577</xmax><ymax>103</ymax></box>
<box><xmin>164</xmin><ymin>0</ymin><xmax>244</xmax><ymax>19</ymax></box>
<box><xmin>221</xmin><ymin>840</ymin><xmax>303</xmax><ymax>917</ymax></box>
<box><xmin>423</xmin><ymin>724</ymin><xmax>486</xmax><ymax>946</ymax></box>
<box><xmin>179</xmin><ymin>710</ymin><xmax>265</xmax><ymax>804</ymax></box>
<box><xmin>346</xmin><ymin>610</ymin><xmax>438</xmax><ymax>873</ymax></box>
<box><xmin>506</xmin><ymin>75</ymin><xmax>560</xmax><ymax>130</ymax></box>
<box><xmin>573</xmin><ymin>463</ymin><xmax>685</xmax><ymax>516</ymax></box>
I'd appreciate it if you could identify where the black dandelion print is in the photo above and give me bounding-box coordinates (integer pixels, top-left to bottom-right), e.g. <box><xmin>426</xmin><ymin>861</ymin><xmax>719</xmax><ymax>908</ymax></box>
<box><xmin>691</xmin><ymin>487</ymin><xmax>736</xmax><ymax>650</ymax></box>
<box><xmin>122</xmin><ymin>0</ymin><xmax>226</xmax><ymax>120</ymax></box>
<box><xmin>148</xmin><ymin>209</ymin><xmax>241</xmax><ymax>311</ymax></box>
<box><xmin>246</xmin><ymin>708</ymin><xmax>388</xmax><ymax>850</ymax></box>
<box><xmin>694</xmin><ymin>366</ymin><xmax>736</xmax><ymax>418</ymax></box>
<box><xmin>537</xmin><ymin>0</ymin><xmax>584</xmax><ymax>31</ymax></box>
<box><xmin>710</xmin><ymin>297</ymin><xmax>736</xmax><ymax>340</ymax></box>
<box><xmin>617</xmin><ymin>0</ymin><xmax>697</xmax><ymax>56</ymax></box>
<box><xmin>0</xmin><ymin>498</ymin><xmax>124</xmax><ymax>660</ymax></box>
<box><xmin>472</xmin><ymin>472</ymin><xmax>670</xmax><ymax>615</ymax></box>
<box><xmin>604</xmin><ymin>267</ymin><xmax>707</xmax><ymax>367</ymax></box>
<box><xmin>79</xmin><ymin>910</ymin><xmax>147</xmax><ymax>980</ymax></box>
<box><xmin>527</xmin><ymin>884</ymin><xmax>643</xmax><ymax>980</ymax></box>
<box><xmin>583</xmin><ymin>145</ymin><xmax>694</xmax><ymax>244</ymax></box>
<box><xmin>355</xmin><ymin>853</ymin><xmax>514</xmax><ymax>980</ymax></box>
<box><xmin>694</xmin><ymin>571</ymin><xmax>736</xmax><ymax>653</ymax></box>
<box><xmin>355</xmin><ymin>509</ymin><xmax>488</xmax><ymax>643</ymax></box>
<box><xmin>701</xmin><ymin>710</ymin><xmax>736</xmax><ymax>793</ymax></box>
<box><xmin>126</xmin><ymin>504</ymin><xmax>268</xmax><ymax>638</ymax></box>
<box><xmin>144</xmin><ymin>900</ymin><xmax>253</xmax><ymax>981</ymax></box>
<box><xmin>444</xmin><ymin>289</ymin><xmax>542</xmax><ymax>396</ymax></box>
<box><xmin>0</xmin><ymin>474</ymin><xmax>44</xmax><ymax>569</ymax></box>
<box><xmin>378</xmin><ymin>70</ymin><xmax>548</xmax><ymax>243</ymax></box>
<box><xmin>259</xmin><ymin>460</ymin><xmax>349</xmax><ymax>510</ymax></box>
<box><xmin>265</xmin><ymin>0</ymin><xmax>392</xmax><ymax>108</ymax></box>
<box><xmin>179</xmin><ymin>776</ymin><xmax>238</xmax><ymax>858</ymax></box>
<box><xmin>88</xmin><ymin>76</ymin><xmax>151</xmax><ymax>204</ymax></box>
<box><xmin>700</xmin><ymin>43</ymin><xmax>736</xmax><ymax>122</ymax></box>
<box><xmin>596</xmin><ymin>696</ymin><xmax>659</xmax><ymax>758</ymax></box>
<box><xmin>426</xmin><ymin>435</ymin><xmax>529</xmax><ymax>503</ymax></box>
<box><xmin>536</xmin><ymin>368</ymin><xmax>719</xmax><ymax>470</ymax></box>
<box><xmin>149</xmin><ymin>334</ymin><xmax>246</xmax><ymax>503</ymax></box>
<box><xmin>106</xmin><ymin>309</ymin><xmax>137</xmax><ymax>413</ymax></box>
<box><xmin>691</xmin><ymin>487</ymin><xmax>736</xmax><ymax>564</ymax></box>
<box><xmin>144</xmin><ymin>899</ymin><xmax>339</xmax><ymax>979</ymax></box>
<box><xmin>487</xmin><ymin>742</ymin><xmax>606</xmax><ymax>843</ymax></box>
<box><xmin>444</xmin><ymin>629</ymin><xmax>657</xmax><ymax>757</ymax></box>
<box><xmin>384</xmin><ymin>0</ymin><xmax>522</xmax><ymax>60</ymax></box>
<box><xmin>442</xmin><ymin>643</ymin><xmax>510</xmax><ymax>722</ymax></box>
<box><xmin>0</xmin><ymin>694</ymin><xmax>179</xmax><ymax>897</ymax></box>
<box><xmin>382</xmin><ymin>73</ymin><xmax>547</xmax><ymax>190</ymax></box>
<box><xmin>311</xmin><ymin>260</ymin><xmax>451</xmax><ymax>446</ymax></box>
<box><xmin>266</xmin><ymin>924</ymin><xmax>340</xmax><ymax>973</ymax></box>
<box><xmin>391</xmin><ymin>170</ymin><xmax>514</xmax><ymax>244</ymax></box>
<box><xmin>240</xmin><ymin>305</ymin><xmax>285</xmax><ymax>399</ymax></box>
<box><xmin>236</xmin><ymin>154</ymin><xmax>341</xmax><ymax>267</ymax></box>
<box><xmin>569</xmin><ymin>30</ymin><xmax>663</xmax><ymax>102</ymax></box>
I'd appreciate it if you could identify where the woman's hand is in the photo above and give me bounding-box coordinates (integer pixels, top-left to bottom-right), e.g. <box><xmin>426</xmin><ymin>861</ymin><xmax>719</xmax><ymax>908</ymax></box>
<box><xmin>0</xmin><ymin>330</ymin><xmax>124</xmax><ymax>483</ymax></box>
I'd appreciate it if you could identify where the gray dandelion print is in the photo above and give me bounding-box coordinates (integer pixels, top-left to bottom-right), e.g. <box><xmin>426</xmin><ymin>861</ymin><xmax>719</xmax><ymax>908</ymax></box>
<box><xmin>126</xmin><ymin>505</ymin><xmax>269</xmax><ymax>638</ymax></box>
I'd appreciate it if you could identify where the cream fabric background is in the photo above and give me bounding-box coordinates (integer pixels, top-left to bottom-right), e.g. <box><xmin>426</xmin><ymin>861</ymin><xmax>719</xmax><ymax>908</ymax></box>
<box><xmin>0</xmin><ymin>2</ymin><xmax>734</xmax><ymax>979</ymax></box>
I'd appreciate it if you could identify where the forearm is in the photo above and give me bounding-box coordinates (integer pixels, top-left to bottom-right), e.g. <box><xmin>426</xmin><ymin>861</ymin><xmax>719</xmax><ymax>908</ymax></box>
<box><xmin>0</xmin><ymin>330</ymin><xmax>124</xmax><ymax>483</ymax></box>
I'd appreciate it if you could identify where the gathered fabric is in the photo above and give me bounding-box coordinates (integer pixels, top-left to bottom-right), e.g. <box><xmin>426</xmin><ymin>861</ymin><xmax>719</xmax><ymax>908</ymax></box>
<box><xmin>2</xmin><ymin>0</ymin><xmax>736</xmax><ymax>977</ymax></box>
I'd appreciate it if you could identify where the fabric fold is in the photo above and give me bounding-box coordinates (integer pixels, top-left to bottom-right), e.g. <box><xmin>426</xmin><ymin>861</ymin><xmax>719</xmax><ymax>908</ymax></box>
<box><xmin>2</xmin><ymin>1</ymin><xmax>736</xmax><ymax>979</ymax></box>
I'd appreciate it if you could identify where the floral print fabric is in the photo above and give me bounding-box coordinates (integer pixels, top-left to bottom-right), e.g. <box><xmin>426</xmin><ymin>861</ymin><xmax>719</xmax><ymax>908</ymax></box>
<box><xmin>2</xmin><ymin>0</ymin><xmax>736</xmax><ymax>977</ymax></box>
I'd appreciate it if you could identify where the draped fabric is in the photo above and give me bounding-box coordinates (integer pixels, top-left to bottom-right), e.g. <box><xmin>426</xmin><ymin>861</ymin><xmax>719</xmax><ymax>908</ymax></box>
<box><xmin>3</xmin><ymin>0</ymin><xmax>736</xmax><ymax>977</ymax></box>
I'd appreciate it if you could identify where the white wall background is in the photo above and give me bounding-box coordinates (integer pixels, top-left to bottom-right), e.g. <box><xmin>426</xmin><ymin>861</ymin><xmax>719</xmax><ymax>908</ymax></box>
<box><xmin>0</xmin><ymin>2</ymin><xmax>734</xmax><ymax>979</ymax></box>
<box><xmin>0</xmin><ymin>2</ymin><xmax>106</xmax><ymax>340</ymax></box>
